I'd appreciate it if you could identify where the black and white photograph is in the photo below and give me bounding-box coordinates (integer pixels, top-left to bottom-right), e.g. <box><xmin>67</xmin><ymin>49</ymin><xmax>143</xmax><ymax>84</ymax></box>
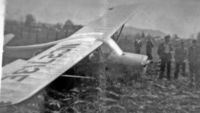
<box><xmin>1</xmin><ymin>0</ymin><xmax>200</xmax><ymax>113</ymax></box>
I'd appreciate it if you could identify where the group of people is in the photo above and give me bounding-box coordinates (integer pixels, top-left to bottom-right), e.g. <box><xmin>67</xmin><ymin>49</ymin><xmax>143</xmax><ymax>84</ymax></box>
<box><xmin>158</xmin><ymin>35</ymin><xmax>200</xmax><ymax>87</ymax></box>
<box><xmin>134</xmin><ymin>33</ymin><xmax>200</xmax><ymax>87</ymax></box>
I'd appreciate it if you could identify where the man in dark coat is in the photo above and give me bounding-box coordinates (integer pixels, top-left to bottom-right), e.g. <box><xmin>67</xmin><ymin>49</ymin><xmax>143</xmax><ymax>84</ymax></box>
<box><xmin>188</xmin><ymin>36</ymin><xmax>200</xmax><ymax>88</ymax></box>
<box><xmin>188</xmin><ymin>40</ymin><xmax>198</xmax><ymax>86</ymax></box>
<box><xmin>146</xmin><ymin>36</ymin><xmax>154</xmax><ymax>60</ymax></box>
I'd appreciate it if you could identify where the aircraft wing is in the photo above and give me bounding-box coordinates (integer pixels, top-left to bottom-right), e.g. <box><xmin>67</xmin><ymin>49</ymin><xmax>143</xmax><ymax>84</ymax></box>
<box><xmin>1</xmin><ymin>4</ymin><xmax>136</xmax><ymax>105</ymax></box>
<box><xmin>2</xmin><ymin>59</ymin><xmax>27</xmax><ymax>78</ymax></box>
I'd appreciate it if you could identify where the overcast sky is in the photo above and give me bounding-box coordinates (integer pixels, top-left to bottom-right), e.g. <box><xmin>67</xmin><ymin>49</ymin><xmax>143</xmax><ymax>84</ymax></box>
<box><xmin>5</xmin><ymin>0</ymin><xmax>200</xmax><ymax>38</ymax></box>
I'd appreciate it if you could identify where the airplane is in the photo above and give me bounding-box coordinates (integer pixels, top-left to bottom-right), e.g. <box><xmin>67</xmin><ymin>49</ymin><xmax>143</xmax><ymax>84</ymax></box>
<box><xmin>1</xmin><ymin>4</ymin><xmax>149</xmax><ymax>106</ymax></box>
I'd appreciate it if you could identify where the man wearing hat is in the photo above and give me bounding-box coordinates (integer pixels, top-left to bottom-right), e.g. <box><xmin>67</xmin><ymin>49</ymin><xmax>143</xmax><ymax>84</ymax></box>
<box><xmin>157</xmin><ymin>35</ymin><xmax>173</xmax><ymax>80</ymax></box>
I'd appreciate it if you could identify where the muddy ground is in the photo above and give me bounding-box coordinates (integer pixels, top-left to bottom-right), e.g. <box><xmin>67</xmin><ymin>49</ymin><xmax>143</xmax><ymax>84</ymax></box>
<box><xmin>1</xmin><ymin>60</ymin><xmax>200</xmax><ymax>113</ymax></box>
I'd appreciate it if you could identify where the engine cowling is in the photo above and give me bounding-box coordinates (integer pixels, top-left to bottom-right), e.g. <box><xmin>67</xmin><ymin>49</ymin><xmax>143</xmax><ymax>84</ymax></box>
<box><xmin>108</xmin><ymin>52</ymin><xmax>149</xmax><ymax>67</ymax></box>
<box><xmin>101</xmin><ymin>37</ymin><xmax>149</xmax><ymax>67</ymax></box>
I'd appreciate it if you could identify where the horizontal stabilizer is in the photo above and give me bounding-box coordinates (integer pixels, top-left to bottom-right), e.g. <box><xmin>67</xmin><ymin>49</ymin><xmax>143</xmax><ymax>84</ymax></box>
<box><xmin>4</xmin><ymin>34</ymin><xmax>15</xmax><ymax>46</ymax></box>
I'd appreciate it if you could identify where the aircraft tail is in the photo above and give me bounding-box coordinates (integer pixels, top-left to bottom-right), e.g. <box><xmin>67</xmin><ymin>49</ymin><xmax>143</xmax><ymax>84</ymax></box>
<box><xmin>4</xmin><ymin>34</ymin><xmax>15</xmax><ymax>46</ymax></box>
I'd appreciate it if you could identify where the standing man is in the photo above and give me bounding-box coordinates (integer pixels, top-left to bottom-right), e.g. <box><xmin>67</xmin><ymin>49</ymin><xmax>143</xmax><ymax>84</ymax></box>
<box><xmin>134</xmin><ymin>38</ymin><xmax>142</xmax><ymax>54</ymax></box>
<box><xmin>174</xmin><ymin>41</ymin><xmax>187</xmax><ymax>79</ymax></box>
<box><xmin>146</xmin><ymin>36</ymin><xmax>154</xmax><ymax>61</ymax></box>
<box><xmin>157</xmin><ymin>35</ymin><xmax>173</xmax><ymax>80</ymax></box>
<box><xmin>134</xmin><ymin>33</ymin><xmax>144</xmax><ymax>54</ymax></box>
<box><xmin>188</xmin><ymin>38</ymin><xmax>200</xmax><ymax>88</ymax></box>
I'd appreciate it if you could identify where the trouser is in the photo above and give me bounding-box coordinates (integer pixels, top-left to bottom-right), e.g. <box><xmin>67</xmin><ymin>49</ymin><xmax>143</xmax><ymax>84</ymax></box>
<box><xmin>196</xmin><ymin>68</ymin><xmax>200</xmax><ymax>88</ymax></box>
<box><xmin>159</xmin><ymin>58</ymin><xmax>171</xmax><ymax>80</ymax></box>
<box><xmin>147</xmin><ymin>51</ymin><xmax>153</xmax><ymax>60</ymax></box>
<box><xmin>174</xmin><ymin>61</ymin><xmax>185</xmax><ymax>79</ymax></box>
<box><xmin>135</xmin><ymin>48</ymin><xmax>141</xmax><ymax>54</ymax></box>
<box><xmin>189</xmin><ymin>62</ymin><xmax>200</xmax><ymax>87</ymax></box>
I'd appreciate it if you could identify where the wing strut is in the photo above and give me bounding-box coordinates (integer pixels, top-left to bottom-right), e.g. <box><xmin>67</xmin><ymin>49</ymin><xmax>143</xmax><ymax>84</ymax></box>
<box><xmin>115</xmin><ymin>24</ymin><xmax>125</xmax><ymax>42</ymax></box>
<box><xmin>61</xmin><ymin>75</ymin><xmax>95</xmax><ymax>79</ymax></box>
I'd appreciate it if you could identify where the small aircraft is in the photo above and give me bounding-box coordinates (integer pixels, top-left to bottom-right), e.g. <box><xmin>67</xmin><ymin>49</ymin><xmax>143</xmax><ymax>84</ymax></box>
<box><xmin>1</xmin><ymin>4</ymin><xmax>149</xmax><ymax>106</ymax></box>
